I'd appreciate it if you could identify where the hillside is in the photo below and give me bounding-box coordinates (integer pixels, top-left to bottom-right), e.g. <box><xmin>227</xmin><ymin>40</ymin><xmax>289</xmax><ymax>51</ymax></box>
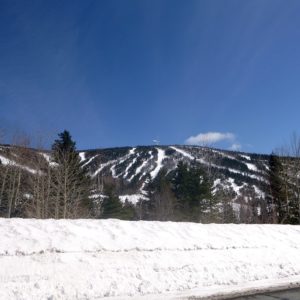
<box><xmin>78</xmin><ymin>145</ymin><xmax>269</xmax><ymax>203</ymax></box>
<box><xmin>0</xmin><ymin>144</ymin><xmax>272</xmax><ymax>221</ymax></box>
<box><xmin>0</xmin><ymin>145</ymin><xmax>269</xmax><ymax>218</ymax></box>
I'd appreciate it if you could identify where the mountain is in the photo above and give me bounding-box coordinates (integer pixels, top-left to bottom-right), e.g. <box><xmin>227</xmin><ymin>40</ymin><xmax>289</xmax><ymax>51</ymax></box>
<box><xmin>0</xmin><ymin>144</ymin><xmax>271</xmax><ymax>219</ymax></box>
<box><xmin>77</xmin><ymin>145</ymin><xmax>269</xmax><ymax>202</ymax></box>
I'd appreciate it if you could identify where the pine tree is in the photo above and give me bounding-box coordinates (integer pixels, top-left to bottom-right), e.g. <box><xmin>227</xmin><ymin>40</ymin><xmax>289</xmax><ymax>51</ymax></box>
<box><xmin>268</xmin><ymin>153</ymin><xmax>286</xmax><ymax>223</ymax></box>
<box><xmin>101</xmin><ymin>184</ymin><xmax>123</xmax><ymax>219</ymax></box>
<box><xmin>121</xmin><ymin>200</ymin><xmax>136</xmax><ymax>220</ymax></box>
<box><xmin>147</xmin><ymin>169</ymin><xmax>177</xmax><ymax>221</ymax></box>
<box><xmin>52</xmin><ymin>130</ymin><xmax>76</xmax><ymax>155</ymax></box>
<box><xmin>50</xmin><ymin>130</ymin><xmax>92</xmax><ymax>218</ymax></box>
<box><xmin>172</xmin><ymin>162</ymin><xmax>214</xmax><ymax>222</ymax></box>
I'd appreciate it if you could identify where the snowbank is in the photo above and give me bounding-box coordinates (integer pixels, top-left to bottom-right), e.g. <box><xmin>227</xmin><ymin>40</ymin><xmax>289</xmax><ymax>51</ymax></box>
<box><xmin>1</xmin><ymin>219</ymin><xmax>300</xmax><ymax>299</ymax></box>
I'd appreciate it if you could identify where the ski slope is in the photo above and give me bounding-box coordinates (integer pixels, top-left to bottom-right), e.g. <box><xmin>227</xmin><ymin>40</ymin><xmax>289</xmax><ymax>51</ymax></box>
<box><xmin>1</xmin><ymin>219</ymin><xmax>300</xmax><ymax>299</ymax></box>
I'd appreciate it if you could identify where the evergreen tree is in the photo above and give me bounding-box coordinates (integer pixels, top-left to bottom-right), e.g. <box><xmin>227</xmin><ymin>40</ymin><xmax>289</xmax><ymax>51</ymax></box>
<box><xmin>121</xmin><ymin>200</ymin><xmax>136</xmax><ymax>220</ymax></box>
<box><xmin>52</xmin><ymin>130</ymin><xmax>76</xmax><ymax>155</ymax></box>
<box><xmin>146</xmin><ymin>169</ymin><xmax>177</xmax><ymax>221</ymax></box>
<box><xmin>101</xmin><ymin>197</ymin><xmax>122</xmax><ymax>219</ymax></box>
<box><xmin>268</xmin><ymin>153</ymin><xmax>286</xmax><ymax>223</ymax></box>
<box><xmin>172</xmin><ymin>162</ymin><xmax>214</xmax><ymax>222</ymax></box>
<box><xmin>50</xmin><ymin>130</ymin><xmax>92</xmax><ymax>218</ymax></box>
<box><xmin>101</xmin><ymin>184</ymin><xmax>123</xmax><ymax>219</ymax></box>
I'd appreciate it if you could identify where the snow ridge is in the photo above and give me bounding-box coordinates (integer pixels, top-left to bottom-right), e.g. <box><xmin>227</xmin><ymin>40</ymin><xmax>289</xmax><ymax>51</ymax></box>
<box><xmin>1</xmin><ymin>219</ymin><xmax>300</xmax><ymax>300</ymax></box>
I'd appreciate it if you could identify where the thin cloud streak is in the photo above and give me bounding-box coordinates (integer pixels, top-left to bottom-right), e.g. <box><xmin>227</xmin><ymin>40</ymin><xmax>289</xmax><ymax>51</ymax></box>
<box><xmin>229</xmin><ymin>143</ymin><xmax>242</xmax><ymax>151</ymax></box>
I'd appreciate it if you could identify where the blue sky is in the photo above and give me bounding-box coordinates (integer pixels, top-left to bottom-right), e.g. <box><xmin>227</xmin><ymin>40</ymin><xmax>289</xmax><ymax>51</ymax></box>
<box><xmin>0</xmin><ymin>0</ymin><xmax>300</xmax><ymax>153</ymax></box>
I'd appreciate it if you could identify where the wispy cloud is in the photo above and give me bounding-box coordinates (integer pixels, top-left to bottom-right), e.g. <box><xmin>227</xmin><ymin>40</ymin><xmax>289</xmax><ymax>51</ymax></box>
<box><xmin>185</xmin><ymin>132</ymin><xmax>235</xmax><ymax>146</ymax></box>
<box><xmin>229</xmin><ymin>143</ymin><xmax>242</xmax><ymax>151</ymax></box>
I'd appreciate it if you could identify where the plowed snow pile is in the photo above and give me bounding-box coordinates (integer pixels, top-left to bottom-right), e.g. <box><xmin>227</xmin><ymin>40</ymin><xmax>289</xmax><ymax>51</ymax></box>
<box><xmin>1</xmin><ymin>219</ymin><xmax>300</xmax><ymax>299</ymax></box>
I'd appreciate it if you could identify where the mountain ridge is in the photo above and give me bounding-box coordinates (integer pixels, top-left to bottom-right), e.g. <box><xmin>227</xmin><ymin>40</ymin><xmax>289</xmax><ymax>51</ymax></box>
<box><xmin>0</xmin><ymin>143</ymin><xmax>271</xmax><ymax>213</ymax></box>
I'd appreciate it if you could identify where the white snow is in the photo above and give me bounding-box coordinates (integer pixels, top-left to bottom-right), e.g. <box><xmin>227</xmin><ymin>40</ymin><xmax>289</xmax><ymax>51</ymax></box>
<box><xmin>170</xmin><ymin>146</ymin><xmax>194</xmax><ymax>160</ymax></box>
<box><xmin>253</xmin><ymin>185</ymin><xmax>265</xmax><ymax>198</ymax></box>
<box><xmin>0</xmin><ymin>154</ymin><xmax>37</xmax><ymax>174</ymax></box>
<box><xmin>79</xmin><ymin>152</ymin><xmax>86</xmax><ymax>162</ymax></box>
<box><xmin>123</xmin><ymin>148</ymin><xmax>138</xmax><ymax>180</ymax></box>
<box><xmin>245</xmin><ymin>162</ymin><xmax>258</xmax><ymax>172</ymax></box>
<box><xmin>150</xmin><ymin>148</ymin><xmax>166</xmax><ymax>179</ymax></box>
<box><xmin>170</xmin><ymin>148</ymin><xmax>260</xmax><ymax>182</ymax></box>
<box><xmin>40</xmin><ymin>152</ymin><xmax>59</xmax><ymax>167</ymax></box>
<box><xmin>240</xmin><ymin>154</ymin><xmax>251</xmax><ymax>160</ymax></box>
<box><xmin>0</xmin><ymin>154</ymin><xmax>11</xmax><ymax>165</ymax></box>
<box><xmin>126</xmin><ymin>156</ymin><xmax>139</xmax><ymax>181</ymax></box>
<box><xmin>128</xmin><ymin>147</ymin><xmax>136</xmax><ymax>156</ymax></box>
<box><xmin>82</xmin><ymin>154</ymin><xmax>99</xmax><ymax>168</ymax></box>
<box><xmin>119</xmin><ymin>194</ymin><xmax>148</xmax><ymax>205</ymax></box>
<box><xmin>228</xmin><ymin>167</ymin><xmax>266</xmax><ymax>182</ymax></box>
<box><xmin>228</xmin><ymin>177</ymin><xmax>242</xmax><ymax>194</ymax></box>
<box><xmin>1</xmin><ymin>219</ymin><xmax>300</xmax><ymax>299</ymax></box>
<box><xmin>135</xmin><ymin>152</ymin><xmax>152</xmax><ymax>177</ymax></box>
<box><xmin>40</xmin><ymin>152</ymin><xmax>51</xmax><ymax>162</ymax></box>
<box><xmin>93</xmin><ymin>160</ymin><xmax>116</xmax><ymax>177</ymax></box>
<box><xmin>211</xmin><ymin>149</ymin><xmax>237</xmax><ymax>160</ymax></box>
<box><xmin>110</xmin><ymin>164</ymin><xmax>117</xmax><ymax>178</ymax></box>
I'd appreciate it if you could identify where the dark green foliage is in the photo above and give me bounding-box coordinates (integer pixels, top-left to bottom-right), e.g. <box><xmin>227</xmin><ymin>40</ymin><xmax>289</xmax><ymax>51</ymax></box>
<box><xmin>101</xmin><ymin>185</ymin><xmax>135</xmax><ymax>220</ymax></box>
<box><xmin>220</xmin><ymin>157</ymin><xmax>249</xmax><ymax>173</ymax></box>
<box><xmin>268</xmin><ymin>153</ymin><xmax>300</xmax><ymax>224</ymax></box>
<box><xmin>52</xmin><ymin>130</ymin><xmax>76</xmax><ymax>155</ymax></box>
<box><xmin>268</xmin><ymin>153</ymin><xmax>286</xmax><ymax>223</ymax></box>
<box><xmin>101</xmin><ymin>185</ymin><xmax>123</xmax><ymax>219</ymax></box>
<box><xmin>121</xmin><ymin>200</ymin><xmax>136</xmax><ymax>220</ymax></box>
<box><xmin>50</xmin><ymin>130</ymin><xmax>92</xmax><ymax>218</ymax></box>
<box><xmin>165</xmin><ymin>148</ymin><xmax>176</xmax><ymax>156</ymax></box>
<box><xmin>172</xmin><ymin>162</ymin><xmax>214</xmax><ymax>221</ymax></box>
<box><xmin>146</xmin><ymin>169</ymin><xmax>177</xmax><ymax>221</ymax></box>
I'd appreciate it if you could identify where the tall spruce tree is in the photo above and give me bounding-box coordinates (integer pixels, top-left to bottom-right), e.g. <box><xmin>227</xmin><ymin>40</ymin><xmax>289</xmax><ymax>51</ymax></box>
<box><xmin>172</xmin><ymin>162</ymin><xmax>214</xmax><ymax>222</ymax></box>
<box><xmin>101</xmin><ymin>184</ymin><xmax>134</xmax><ymax>219</ymax></box>
<box><xmin>51</xmin><ymin>130</ymin><xmax>91</xmax><ymax>218</ymax></box>
<box><xmin>52</xmin><ymin>130</ymin><xmax>76</xmax><ymax>154</ymax></box>
<box><xmin>268</xmin><ymin>153</ymin><xmax>286</xmax><ymax>223</ymax></box>
<box><xmin>146</xmin><ymin>169</ymin><xmax>177</xmax><ymax>221</ymax></box>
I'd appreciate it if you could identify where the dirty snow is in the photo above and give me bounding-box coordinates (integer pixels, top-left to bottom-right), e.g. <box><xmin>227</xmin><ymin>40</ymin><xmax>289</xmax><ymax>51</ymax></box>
<box><xmin>1</xmin><ymin>219</ymin><xmax>300</xmax><ymax>299</ymax></box>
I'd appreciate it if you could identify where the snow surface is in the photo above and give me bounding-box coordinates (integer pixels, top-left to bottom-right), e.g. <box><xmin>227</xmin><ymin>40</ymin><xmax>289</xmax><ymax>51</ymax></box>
<box><xmin>0</xmin><ymin>154</ymin><xmax>37</xmax><ymax>174</ymax></box>
<box><xmin>245</xmin><ymin>162</ymin><xmax>258</xmax><ymax>172</ymax></box>
<box><xmin>82</xmin><ymin>154</ymin><xmax>99</xmax><ymax>168</ymax></box>
<box><xmin>240</xmin><ymin>154</ymin><xmax>251</xmax><ymax>160</ymax></box>
<box><xmin>93</xmin><ymin>160</ymin><xmax>116</xmax><ymax>177</ymax></box>
<box><xmin>79</xmin><ymin>152</ymin><xmax>86</xmax><ymax>162</ymax></box>
<box><xmin>123</xmin><ymin>148</ymin><xmax>138</xmax><ymax>179</ymax></box>
<box><xmin>119</xmin><ymin>194</ymin><xmax>148</xmax><ymax>205</ymax></box>
<box><xmin>150</xmin><ymin>148</ymin><xmax>166</xmax><ymax>179</ymax></box>
<box><xmin>228</xmin><ymin>177</ymin><xmax>242</xmax><ymax>195</ymax></box>
<box><xmin>0</xmin><ymin>154</ymin><xmax>12</xmax><ymax>165</ymax></box>
<box><xmin>135</xmin><ymin>153</ymin><xmax>151</xmax><ymax>177</ymax></box>
<box><xmin>1</xmin><ymin>219</ymin><xmax>300</xmax><ymax>299</ymax></box>
<box><xmin>170</xmin><ymin>146</ymin><xmax>194</xmax><ymax>160</ymax></box>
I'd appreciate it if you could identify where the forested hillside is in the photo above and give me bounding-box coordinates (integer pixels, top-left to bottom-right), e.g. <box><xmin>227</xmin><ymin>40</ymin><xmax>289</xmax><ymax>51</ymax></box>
<box><xmin>1</xmin><ymin>131</ymin><xmax>300</xmax><ymax>224</ymax></box>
